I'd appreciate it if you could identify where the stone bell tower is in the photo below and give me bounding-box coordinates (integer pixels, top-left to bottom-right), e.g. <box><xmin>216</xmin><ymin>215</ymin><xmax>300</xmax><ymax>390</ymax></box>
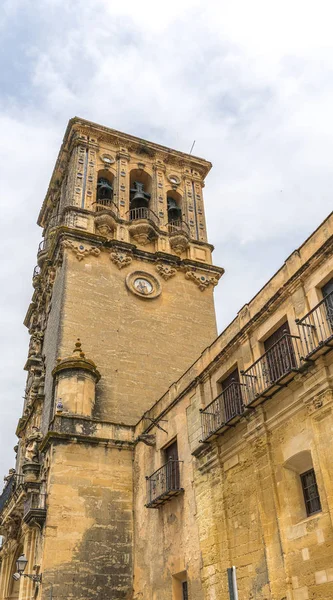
<box><xmin>0</xmin><ymin>118</ymin><xmax>223</xmax><ymax>600</ymax></box>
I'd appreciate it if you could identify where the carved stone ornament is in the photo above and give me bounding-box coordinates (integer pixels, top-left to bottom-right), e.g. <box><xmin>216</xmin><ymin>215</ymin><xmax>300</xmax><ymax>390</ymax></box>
<box><xmin>110</xmin><ymin>251</ymin><xmax>132</xmax><ymax>270</ymax></box>
<box><xmin>125</xmin><ymin>271</ymin><xmax>161</xmax><ymax>300</ymax></box>
<box><xmin>62</xmin><ymin>239</ymin><xmax>101</xmax><ymax>261</ymax></box>
<box><xmin>185</xmin><ymin>270</ymin><xmax>219</xmax><ymax>291</ymax></box>
<box><xmin>24</xmin><ymin>427</ymin><xmax>43</xmax><ymax>464</ymax></box>
<box><xmin>95</xmin><ymin>213</ymin><xmax>117</xmax><ymax>237</ymax></box>
<box><xmin>169</xmin><ymin>233</ymin><xmax>190</xmax><ymax>255</ymax></box>
<box><xmin>128</xmin><ymin>221</ymin><xmax>158</xmax><ymax>246</ymax></box>
<box><xmin>156</xmin><ymin>263</ymin><xmax>177</xmax><ymax>281</ymax></box>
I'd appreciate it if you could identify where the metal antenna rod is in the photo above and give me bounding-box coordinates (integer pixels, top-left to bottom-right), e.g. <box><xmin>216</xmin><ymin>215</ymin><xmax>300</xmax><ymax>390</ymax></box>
<box><xmin>189</xmin><ymin>140</ymin><xmax>196</xmax><ymax>155</ymax></box>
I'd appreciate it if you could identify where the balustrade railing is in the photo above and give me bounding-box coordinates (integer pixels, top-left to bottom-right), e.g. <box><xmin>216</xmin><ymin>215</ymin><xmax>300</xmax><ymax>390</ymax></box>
<box><xmin>296</xmin><ymin>291</ymin><xmax>333</xmax><ymax>358</ymax></box>
<box><xmin>94</xmin><ymin>197</ymin><xmax>119</xmax><ymax>216</ymax></box>
<box><xmin>200</xmin><ymin>381</ymin><xmax>245</xmax><ymax>441</ymax></box>
<box><xmin>126</xmin><ymin>207</ymin><xmax>160</xmax><ymax>226</ymax></box>
<box><xmin>167</xmin><ymin>219</ymin><xmax>190</xmax><ymax>236</ymax></box>
<box><xmin>242</xmin><ymin>333</ymin><xmax>301</xmax><ymax>405</ymax></box>
<box><xmin>0</xmin><ymin>474</ymin><xmax>25</xmax><ymax>514</ymax></box>
<box><xmin>146</xmin><ymin>460</ymin><xmax>183</xmax><ymax>508</ymax></box>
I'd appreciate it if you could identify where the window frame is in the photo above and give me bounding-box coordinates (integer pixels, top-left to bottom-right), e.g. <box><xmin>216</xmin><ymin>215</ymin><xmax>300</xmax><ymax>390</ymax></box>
<box><xmin>300</xmin><ymin>468</ymin><xmax>322</xmax><ymax>517</ymax></box>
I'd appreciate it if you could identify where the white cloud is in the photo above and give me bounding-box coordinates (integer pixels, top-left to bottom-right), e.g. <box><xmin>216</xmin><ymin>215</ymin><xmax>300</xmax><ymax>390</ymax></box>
<box><xmin>1</xmin><ymin>0</ymin><xmax>333</xmax><ymax>476</ymax></box>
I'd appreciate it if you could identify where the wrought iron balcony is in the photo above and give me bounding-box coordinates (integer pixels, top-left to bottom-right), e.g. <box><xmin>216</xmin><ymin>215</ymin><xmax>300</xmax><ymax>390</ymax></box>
<box><xmin>33</xmin><ymin>265</ymin><xmax>41</xmax><ymax>278</ymax></box>
<box><xmin>23</xmin><ymin>493</ymin><xmax>47</xmax><ymax>527</ymax></box>
<box><xmin>37</xmin><ymin>239</ymin><xmax>49</xmax><ymax>265</ymax></box>
<box><xmin>241</xmin><ymin>333</ymin><xmax>302</xmax><ymax>406</ymax></box>
<box><xmin>0</xmin><ymin>474</ymin><xmax>25</xmax><ymax>515</ymax></box>
<box><xmin>93</xmin><ymin>197</ymin><xmax>120</xmax><ymax>217</ymax></box>
<box><xmin>167</xmin><ymin>219</ymin><xmax>190</xmax><ymax>236</ymax></box>
<box><xmin>200</xmin><ymin>381</ymin><xmax>245</xmax><ymax>442</ymax></box>
<box><xmin>146</xmin><ymin>460</ymin><xmax>183</xmax><ymax>508</ymax></box>
<box><xmin>126</xmin><ymin>207</ymin><xmax>160</xmax><ymax>226</ymax></box>
<box><xmin>296</xmin><ymin>291</ymin><xmax>333</xmax><ymax>360</ymax></box>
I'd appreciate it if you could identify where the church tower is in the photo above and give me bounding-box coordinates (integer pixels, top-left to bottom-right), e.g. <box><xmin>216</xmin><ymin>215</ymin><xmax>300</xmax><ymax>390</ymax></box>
<box><xmin>0</xmin><ymin>118</ymin><xmax>223</xmax><ymax>599</ymax></box>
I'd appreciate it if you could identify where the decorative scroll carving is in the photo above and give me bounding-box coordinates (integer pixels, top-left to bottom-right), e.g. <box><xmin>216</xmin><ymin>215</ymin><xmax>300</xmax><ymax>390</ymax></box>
<box><xmin>62</xmin><ymin>239</ymin><xmax>101</xmax><ymax>261</ymax></box>
<box><xmin>156</xmin><ymin>263</ymin><xmax>177</xmax><ymax>281</ymax></box>
<box><xmin>185</xmin><ymin>270</ymin><xmax>219</xmax><ymax>291</ymax></box>
<box><xmin>110</xmin><ymin>251</ymin><xmax>132</xmax><ymax>270</ymax></box>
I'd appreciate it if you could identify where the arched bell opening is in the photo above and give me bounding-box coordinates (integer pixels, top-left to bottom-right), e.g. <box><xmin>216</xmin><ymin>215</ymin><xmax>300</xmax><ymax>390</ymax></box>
<box><xmin>129</xmin><ymin>170</ymin><xmax>152</xmax><ymax>217</ymax></box>
<box><xmin>167</xmin><ymin>190</ymin><xmax>182</xmax><ymax>224</ymax></box>
<box><xmin>95</xmin><ymin>170</ymin><xmax>115</xmax><ymax>210</ymax></box>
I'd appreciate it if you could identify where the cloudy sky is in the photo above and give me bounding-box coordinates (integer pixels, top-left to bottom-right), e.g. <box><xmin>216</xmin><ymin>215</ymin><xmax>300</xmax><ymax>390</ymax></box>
<box><xmin>1</xmin><ymin>0</ymin><xmax>333</xmax><ymax>477</ymax></box>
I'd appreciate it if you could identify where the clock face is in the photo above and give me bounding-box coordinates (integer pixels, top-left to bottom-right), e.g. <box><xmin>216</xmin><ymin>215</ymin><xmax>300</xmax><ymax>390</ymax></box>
<box><xmin>133</xmin><ymin>278</ymin><xmax>153</xmax><ymax>295</ymax></box>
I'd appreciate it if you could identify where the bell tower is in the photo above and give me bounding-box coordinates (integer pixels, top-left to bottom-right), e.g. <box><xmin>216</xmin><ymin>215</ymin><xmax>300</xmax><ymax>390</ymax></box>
<box><xmin>36</xmin><ymin>117</ymin><xmax>224</xmax><ymax>426</ymax></box>
<box><xmin>0</xmin><ymin>118</ymin><xmax>223</xmax><ymax>600</ymax></box>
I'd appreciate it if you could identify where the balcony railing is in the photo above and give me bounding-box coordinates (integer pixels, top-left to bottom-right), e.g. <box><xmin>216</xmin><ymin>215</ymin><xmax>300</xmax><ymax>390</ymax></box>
<box><xmin>168</xmin><ymin>220</ymin><xmax>190</xmax><ymax>236</ymax></box>
<box><xmin>146</xmin><ymin>460</ymin><xmax>183</xmax><ymax>508</ymax></box>
<box><xmin>242</xmin><ymin>333</ymin><xmax>302</xmax><ymax>406</ymax></box>
<box><xmin>296</xmin><ymin>291</ymin><xmax>333</xmax><ymax>359</ymax></box>
<box><xmin>0</xmin><ymin>474</ymin><xmax>25</xmax><ymax>514</ymax></box>
<box><xmin>93</xmin><ymin>198</ymin><xmax>119</xmax><ymax>216</ymax></box>
<box><xmin>200</xmin><ymin>381</ymin><xmax>245</xmax><ymax>442</ymax></box>
<box><xmin>23</xmin><ymin>493</ymin><xmax>47</xmax><ymax>526</ymax></box>
<box><xmin>126</xmin><ymin>207</ymin><xmax>160</xmax><ymax>226</ymax></box>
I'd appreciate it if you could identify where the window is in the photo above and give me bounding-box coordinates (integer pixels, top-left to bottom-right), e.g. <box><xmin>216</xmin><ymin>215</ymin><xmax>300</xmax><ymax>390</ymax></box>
<box><xmin>263</xmin><ymin>321</ymin><xmax>297</xmax><ymax>382</ymax></box>
<box><xmin>164</xmin><ymin>440</ymin><xmax>180</xmax><ymax>490</ymax></box>
<box><xmin>182</xmin><ymin>581</ymin><xmax>188</xmax><ymax>600</ymax></box>
<box><xmin>322</xmin><ymin>278</ymin><xmax>333</xmax><ymax>328</ymax></box>
<box><xmin>301</xmin><ymin>469</ymin><xmax>321</xmax><ymax>516</ymax></box>
<box><xmin>220</xmin><ymin>368</ymin><xmax>243</xmax><ymax>422</ymax></box>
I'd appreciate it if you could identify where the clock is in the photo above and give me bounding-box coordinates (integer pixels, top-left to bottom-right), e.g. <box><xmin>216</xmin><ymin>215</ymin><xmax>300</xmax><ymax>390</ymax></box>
<box><xmin>126</xmin><ymin>271</ymin><xmax>161</xmax><ymax>299</ymax></box>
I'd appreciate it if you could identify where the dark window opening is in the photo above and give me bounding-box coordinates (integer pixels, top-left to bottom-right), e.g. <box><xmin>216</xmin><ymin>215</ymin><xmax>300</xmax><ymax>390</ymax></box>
<box><xmin>322</xmin><ymin>278</ymin><xmax>333</xmax><ymax>328</ymax></box>
<box><xmin>301</xmin><ymin>468</ymin><xmax>321</xmax><ymax>516</ymax></box>
<box><xmin>263</xmin><ymin>321</ymin><xmax>297</xmax><ymax>382</ymax></box>
<box><xmin>221</xmin><ymin>368</ymin><xmax>243</xmax><ymax>422</ymax></box>
<box><xmin>182</xmin><ymin>581</ymin><xmax>188</xmax><ymax>600</ymax></box>
<box><xmin>164</xmin><ymin>440</ymin><xmax>180</xmax><ymax>490</ymax></box>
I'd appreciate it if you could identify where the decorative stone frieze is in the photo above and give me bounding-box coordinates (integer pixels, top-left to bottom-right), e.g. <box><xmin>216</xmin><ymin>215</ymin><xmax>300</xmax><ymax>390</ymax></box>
<box><xmin>110</xmin><ymin>250</ymin><xmax>132</xmax><ymax>270</ymax></box>
<box><xmin>185</xmin><ymin>270</ymin><xmax>219</xmax><ymax>291</ymax></box>
<box><xmin>62</xmin><ymin>239</ymin><xmax>101</xmax><ymax>261</ymax></box>
<box><xmin>156</xmin><ymin>263</ymin><xmax>177</xmax><ymax>280</ymax></box>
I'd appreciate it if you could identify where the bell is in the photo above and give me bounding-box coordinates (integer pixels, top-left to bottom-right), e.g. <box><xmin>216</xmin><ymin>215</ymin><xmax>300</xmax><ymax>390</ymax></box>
<box><xmin>130</xmin><ymin>182</ymin><xmax>150</xmax><ymax>209</ymax></box>
<box><xmin>97</xmin><ymin>178</ymin><xmax>113</xmax><ymax>200</ymax></box>
<box><xmin>167</xmin><ymin>197</ymin><xmax>181</xmax><ymax>223</ymax></box>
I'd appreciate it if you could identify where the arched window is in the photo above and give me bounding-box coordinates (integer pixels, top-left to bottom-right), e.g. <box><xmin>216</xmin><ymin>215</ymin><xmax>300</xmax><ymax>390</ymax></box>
<box><xmin>129</xmin><ymin>170</ymin><xmax>152</xmax><ymax>217</ymax></box>
<box><xmin>283</xmin><ymin>450</ymin><xmax>322</xmax><ymax>521</ymax></box>
<box><xmin>166</xmin><ymin>190</ymin><xmax>182</xmax><ymax>224</ymax></box>
<box><xmin>96</xmin><ymin>170</ymin><xmax>114</xmax><ymax>209</ymax></box>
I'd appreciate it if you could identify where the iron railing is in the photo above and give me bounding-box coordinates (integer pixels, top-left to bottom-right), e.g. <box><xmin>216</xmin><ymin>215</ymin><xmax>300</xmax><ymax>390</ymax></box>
<box><xmin>38</xmin><ymin>239</ymin><xmax>48</xmax><ymax>254</ymax></box>
<box><xmin>126</xmin><ymin>207</ymin><xmax>160</xmax><ymax>226</ymax></box>
<box><xmin>146</xmin><ymin>460</ymin><xmax>183</xmax><ymax>508</ymax></box>
<box><xmin>93</xmin><ymin>198</ymin><xmax>119</xmax><ymax>216</ymax></box>
<box><xmin>200</xmin><ymin>381</ymin><xmax>245</xmax><ymax>441</ymax></box>
<box><xmin>0</xmin><ymin>474</ymin><xmax>25</xmax><ymax>514</ymax></box>
<box><xmin>242</xmin><ymin>333</ymin><xmax>302</xmax><ymax>405</ymax></box>
<box><xmin>168</xmin><ymin>219</ymin><xmax>190</xmax><ymax>236</ymax></box>
<box><xmin>296</xmin><ymin>291</ymin><xmax>333</xmax><ymax>358</ymax></box>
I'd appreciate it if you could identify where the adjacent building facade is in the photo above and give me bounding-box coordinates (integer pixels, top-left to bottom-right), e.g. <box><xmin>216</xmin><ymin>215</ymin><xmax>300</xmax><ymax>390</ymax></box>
<box><xmin>0</xmin><ymin>118</ymin><xmax>332</xmax><ymax>600</ymax></box>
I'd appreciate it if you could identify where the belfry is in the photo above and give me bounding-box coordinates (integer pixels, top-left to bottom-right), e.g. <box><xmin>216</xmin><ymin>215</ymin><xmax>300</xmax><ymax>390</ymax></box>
<box><xmin>1</xmin><ymin>118</ymin><xmax>333</xmax><ymax>600</ymax></box>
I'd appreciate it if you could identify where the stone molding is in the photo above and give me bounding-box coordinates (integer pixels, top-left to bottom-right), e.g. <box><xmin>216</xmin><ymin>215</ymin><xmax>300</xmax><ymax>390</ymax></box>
<box><xmin>156</xmin><ymin>263</ymin><xmax>177</xmax><ymax>281</ymax></box>
<box><xmin>110</xmin><ymin>250</ymin><xmax>132</xmax><ymax>269</ymax></box>
<box><xmin>62</xmin><ymin>239</ymin><xmax>101</xmax><ymax>261</ymax></box>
